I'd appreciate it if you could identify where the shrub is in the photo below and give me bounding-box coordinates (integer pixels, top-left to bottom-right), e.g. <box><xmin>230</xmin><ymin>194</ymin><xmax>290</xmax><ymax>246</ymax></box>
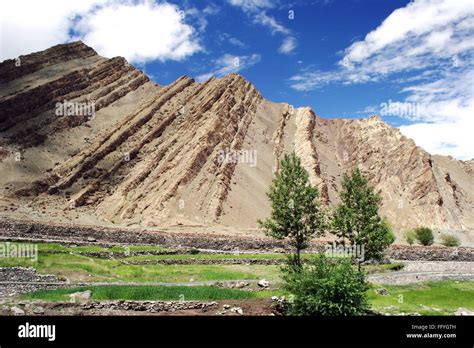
<box><xmin>404</xmin><ymin>230</ymin><xmax>416</xmax><ymax>245</ymax></box>
<box><xmin>414</xmin><ymin>227</ymin><xmax>434</xmax><ymax>246</ymax></box>
<box><xmin>440</xmin><ymin>234</ymin><xmax>460</xmax><ymax>247</ymax></box>
<box><xmin>282</xmin><ymin>254</ymin><xmax>370</xmax><ymax>316</ymax></box>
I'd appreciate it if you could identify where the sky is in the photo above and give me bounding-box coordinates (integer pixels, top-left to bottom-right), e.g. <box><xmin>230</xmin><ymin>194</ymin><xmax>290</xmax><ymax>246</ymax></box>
<box><xmin>1</xmin><ymin>0</ymin><xmax>473</xmax><ymax>159</ymax></box>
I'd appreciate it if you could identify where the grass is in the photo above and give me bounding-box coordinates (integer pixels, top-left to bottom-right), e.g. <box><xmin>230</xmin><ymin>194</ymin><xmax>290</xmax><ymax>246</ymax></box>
<box><xmin>368</xmin><ymin>281</ymin><xmax>474</xmax><ymax>315</ymax></box>
<box><xmin>2</xmin><ymin>239</ymin><xmax>471</xmax><ymax>316</ymax></box>
<box><xmin>0</xmin><ymin>241</ymin><xmax>400</xmax><ymax>284</ymax></box>
<box><xmin>19</xmin><ymin>280</ymin><xmax>474</xmax><ymax>316</ymax></box>
<box><xmin>36</xmin><ymin>242</ymin><xmax>170</xmax><ymax>253</ymax></box>
<box><xmin>20</xmin><ymin>285</ymin><xmax>283</xmax><ymax>301</ymax></box>
<box><xmin>0</xmin><ymin>252</ymin><xmax>281</xmax><ymax>283</ymax></box>
<box><xmin>123</xmin><ymin>253</ymin><xmax>290</xmax><ymax>261</ymax></box>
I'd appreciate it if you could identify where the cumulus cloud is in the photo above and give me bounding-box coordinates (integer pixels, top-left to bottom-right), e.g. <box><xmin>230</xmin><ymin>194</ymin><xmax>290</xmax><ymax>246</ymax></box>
<box><xmin>74</xmin><ymin>1</ymin><xmax>201</xmax><ymax>63</ymax></box>
<box><xmin>195</xmin><ymin>53</ymin><xmax>261</xmax><ymax>82</ymax></box>
<box><xmin>288</xmin><ymin>0</ymin><xmax>474</xmax><ymax>159</ymax></box>
<box><xmin>0</xmin><ymin>0</ymin><xmax>202</xmax><ymax>63</ymax></box>
<box><xmin>0</xmin><ymin>0</ymin><xmax>106</xmax><ymax>60</ymax></box>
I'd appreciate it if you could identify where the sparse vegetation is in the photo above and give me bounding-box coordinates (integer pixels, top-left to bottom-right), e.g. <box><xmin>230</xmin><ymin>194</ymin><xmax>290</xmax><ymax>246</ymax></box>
<box><xmin>21</xmin><ymin>285</ymin><xmax>282</xmax><ymax>301</ymax></box>
<box><xmin>414</xmin><ymin>227</ymin><xmax>434</xmax><ymax>246</ymax></box>
<box><xmin>404</xmin><ymin>230</ymin><xmax>416</xmax><ymax>245</ymax></box>
<box><xmin>440</xmin><ymin>234</ymin><xmax>460</xmax><ymax>247</ymax></box>
<box><xmin>368</xmin><ymin>281</ymin><xmax>474</xmax><ymax>315</ymax></box>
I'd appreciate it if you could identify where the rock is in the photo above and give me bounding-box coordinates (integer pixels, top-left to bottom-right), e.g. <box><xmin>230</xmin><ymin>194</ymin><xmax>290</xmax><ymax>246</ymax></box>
<box><xmin>11</xmin><ymin>306</ymin><xmax>25</xmax><ymax>316</ymax></box>
<box><xmin>87</xmin><ymin>237</ymin><xmax>97</xmax><ymax>242</ymax></box>
<box><xmin>32</xmin><ymin>306</ymin><xmax>45</xmax><ymax>314</ymax></box>
<box><xmin>230</xmin><ymin>306</ymin><xmax>243</xmax><ymax>315</ymax></box>
<box><xmin>234</xmin><ymin>281</ymin><xmax>249</xmax><ymax>289</ymax></box>
<box><xmin>69</xmin><ymin>290</ymin><xmax>92</xmax><ymax>302</ymax></box>
<box><xmin>258</xmin><ymin>279</ymin><xmax>270</xmax><ymax>288</ymax></box>
<box><xmin>376</xmin><ymin>288</ymin><xmax>389</xmax><ymax>296</ymax></box>
<box><xmin>223</xmin><ymin>304</ymin><xmax>231</xmax><ymax>310</ymax></box>
<box><xmin>455</xmin><ymin>307</ymin><xmax>474</xmax><ymax>316</ymax></box>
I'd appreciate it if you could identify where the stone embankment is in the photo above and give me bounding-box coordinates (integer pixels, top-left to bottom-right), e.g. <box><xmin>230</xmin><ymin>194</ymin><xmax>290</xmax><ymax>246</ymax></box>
<box><xmin>1</xmin><ymin>218</ymin><xmax>473</xmax><ymax>261</ymax></box>
<box><xmin>0</xmin><ymin>267</ymin><xmax>73</xmax><ymax>297</ymax></box>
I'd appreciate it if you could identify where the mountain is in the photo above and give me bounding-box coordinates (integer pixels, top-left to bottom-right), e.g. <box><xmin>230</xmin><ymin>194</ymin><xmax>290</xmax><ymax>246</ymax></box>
<box><xmin>0</xmin><ymin>42</ymin><xmax>473</xmax><ymax>242</ymax></box>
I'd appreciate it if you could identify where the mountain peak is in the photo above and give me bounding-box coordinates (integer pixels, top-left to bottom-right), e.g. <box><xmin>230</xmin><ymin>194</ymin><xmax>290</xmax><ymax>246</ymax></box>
<box><xmin>0</xmin><ymin>42</ymin><xmax>472</xmax><ymax>239</ymax></box>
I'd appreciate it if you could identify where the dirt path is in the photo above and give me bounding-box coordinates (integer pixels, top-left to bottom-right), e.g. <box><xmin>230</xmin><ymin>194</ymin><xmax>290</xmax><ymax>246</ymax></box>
<box><xmin>368</xmin><ymin>261</ymin><xmax>474</xmax><ymax>285</ymax></box>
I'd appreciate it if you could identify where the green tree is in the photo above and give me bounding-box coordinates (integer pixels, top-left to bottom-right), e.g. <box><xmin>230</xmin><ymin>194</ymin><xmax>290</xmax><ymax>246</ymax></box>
<box><xmin>259</xmin><ymin>152</ymin><xmax>325</xmax><ymax>267</ymax></box>
<box><xmin>282</xmin><ymin>254</ymin><xmax>370</xmax><ymax>316</ymax></box>
<box><xmin>414</xmin><ymin>227</ymin><xmax>434</xmax><ymax>246</ymax></box>
<box><xmin>332</xmin><ymin>168</ymin><xmax>394</xmax><ymax>262</ymax></box>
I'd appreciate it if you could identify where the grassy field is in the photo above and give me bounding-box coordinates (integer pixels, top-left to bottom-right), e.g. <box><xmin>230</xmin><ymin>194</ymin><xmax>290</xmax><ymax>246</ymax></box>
<box><xmin>0</xmin><ymin>241</ymin><xmax>401</xmax><ymax>283</ymax></box>
<box><xmin>368</xmin><ymin>281</ymin><xmax>474</xmax><ymax>315</ymax></box>
<box><xmin>20</xmin><ymin>285</ymin><xmax>283</xmax><ymax>301</ymax></box>
<box><xmin>0</xmin><ymin>250</ymin><xmax>282</xmax><ymax>283</ymax></box>
<box><xmin>3</xmin><ymin>240</ymin><xmax>472</xmax><ymax>316</ymax></box>
<box><xmin>22</xmin><ymin>242</ymin><xmax>172</xmax><ymax>253</ymax></box>
<box><xmin>19</xmin><ymin>281</ymin><xmax>474</xmax><ymax>316</ymax></box>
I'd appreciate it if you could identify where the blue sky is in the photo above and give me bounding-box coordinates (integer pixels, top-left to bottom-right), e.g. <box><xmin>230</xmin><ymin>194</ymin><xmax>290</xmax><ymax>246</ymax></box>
<box><xmin>1</xmin><ymin>0</ymin><xmax>473</xmax><ymax>159</ymax></box>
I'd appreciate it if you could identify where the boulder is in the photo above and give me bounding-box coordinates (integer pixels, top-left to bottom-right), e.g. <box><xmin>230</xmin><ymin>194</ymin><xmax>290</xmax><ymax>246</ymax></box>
<box><xmin>69</xmin><ymin>290</ymin><xmax>92</xmax><ymax>303</ymax></box>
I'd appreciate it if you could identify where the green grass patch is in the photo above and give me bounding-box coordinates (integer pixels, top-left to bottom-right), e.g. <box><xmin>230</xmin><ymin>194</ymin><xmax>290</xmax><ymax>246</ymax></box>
<box><xmin>20</xmin><ymin>285</ymin><xmax>283</xmax><ymax>301</ymax></box>
<box><xmin>123</xmin><ymin>253</ymin><xmax>291</xmax><ymax>261</ymax></box>
<box><xmin>368</xmin><ymin>281</ymin><xmax>474</xmax><ymax>315</ymax></box>
<box><xmin>0</xmin><ymin>251</ymin><xmax>280</xmax><ymax>283</ymax></box>
<box><xmin>1</xmin><ymin>241</ymin><xmax>171</xmax><ymax>254</ymax></box>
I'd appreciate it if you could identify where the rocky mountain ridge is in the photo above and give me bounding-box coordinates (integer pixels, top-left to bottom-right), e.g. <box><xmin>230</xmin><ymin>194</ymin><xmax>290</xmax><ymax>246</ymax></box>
<box><xmin>0</xmin><ymin>41</ymin><xmax>472</xmax><ymax>242</ymax></box>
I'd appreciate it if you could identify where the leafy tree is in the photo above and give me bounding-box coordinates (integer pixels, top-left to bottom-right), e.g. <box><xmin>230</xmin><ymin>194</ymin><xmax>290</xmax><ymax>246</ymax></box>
<box><xmin>331</xmin><ymin>168</ymin><xmax>395</xmax><ymax>262</ymax></box>
<box><xmin>414</xmin><ymin>227</ymin><xmax>434</xmax><ymax>246</ymax></box>
<box><xmin>259</xmin><ymin>152</ymin><xmax>325</xmax><ymax>267</ymax></box>
<box><xmin>282</xmin><ymin>254</ymin><xmax>370</xmax><ymax>316</ymax></box>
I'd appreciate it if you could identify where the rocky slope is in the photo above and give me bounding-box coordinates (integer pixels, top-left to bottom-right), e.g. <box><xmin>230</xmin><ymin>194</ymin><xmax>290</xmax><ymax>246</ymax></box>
<box><xmin>0</xmin><ymin>41</ymin><xmax>472</xmax><ymax>242</ymax></box>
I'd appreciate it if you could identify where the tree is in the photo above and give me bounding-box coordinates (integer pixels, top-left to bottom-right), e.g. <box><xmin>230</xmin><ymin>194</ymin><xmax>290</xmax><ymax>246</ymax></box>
<box><xmin>282</xmin><ymin>254</ymin><xmax>370</xmax><ymax>316</ymax></box>
<box><xmin>414</xmin><ymin>227</ymin><xmax>434</xmax><ymax>246</ymax></box>
<box><xmin>332</xmin><ymin>168</ymin><xmax>394</xmax><ymax>262</ymax></box>
<box><xmin>259</xmin><ymin>152</ymin><xmax>325</xmax><ymax>267</ymax></box>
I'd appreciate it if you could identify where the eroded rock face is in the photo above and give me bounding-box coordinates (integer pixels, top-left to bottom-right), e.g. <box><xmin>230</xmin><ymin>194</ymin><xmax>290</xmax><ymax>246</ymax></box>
<box><xmin>0</xmin><ymin>42</ymin><xmax>472</xmax><ymax>239</ymax></box>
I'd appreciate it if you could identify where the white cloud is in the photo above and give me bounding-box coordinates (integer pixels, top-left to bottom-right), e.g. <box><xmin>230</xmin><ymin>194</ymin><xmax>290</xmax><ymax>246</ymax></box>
<box><xmin>227</xmin><ymin>0</ymin><xmax>273</xmax><ymax>12</ymax></box>
<box><xmin>229</xmin><ymin>37</ymin><xmax>247</xmax><ymax>48</ymax></box>
<box><xmin>0</xmin><ymin>0</ymin><xmax>106</xmax><ymax>61</ymax></box>
<box><xmin>75</xmin><ymin>1</ymin><xmax>202</xmax><ymax>63</ymax></box>
<box><xmin>279</xmin><ymin>36</ymin><xmax>297</xmax><ymax>54</ymax></box>
<box><xmin>288</xmin><ymin>0</ymin><xmax>474</xmax><ymax>159</ymax></box>
<box><xmin>1</xmin><ymin>0</ymin><xmax>202</xmax><ymax>63</ymax></box>
<box><xmin>227</xmin><ymin>0</ymin><xmax>295</xmax><ymax>48</ymax></box>
<box><xmin>344</xmin><ymin>0</ymin><xmax>473</xmax><ymax>64</ymax></box>
<box><xmin>196</xmin><ymin>53</ymin><xmax>261</xmax><ymax>82</ymax></box>
<box><xmin>253</xmin><ymin>12</ymin><xmax>290</xmax><ymax>35</ymax></box>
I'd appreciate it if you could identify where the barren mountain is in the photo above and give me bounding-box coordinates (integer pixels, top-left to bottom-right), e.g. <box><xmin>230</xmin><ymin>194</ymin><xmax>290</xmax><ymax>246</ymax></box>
<box><xmin>0</xmin><ymin>42</ymin><xmax>473</xmax><ymax>242</ymax></box>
